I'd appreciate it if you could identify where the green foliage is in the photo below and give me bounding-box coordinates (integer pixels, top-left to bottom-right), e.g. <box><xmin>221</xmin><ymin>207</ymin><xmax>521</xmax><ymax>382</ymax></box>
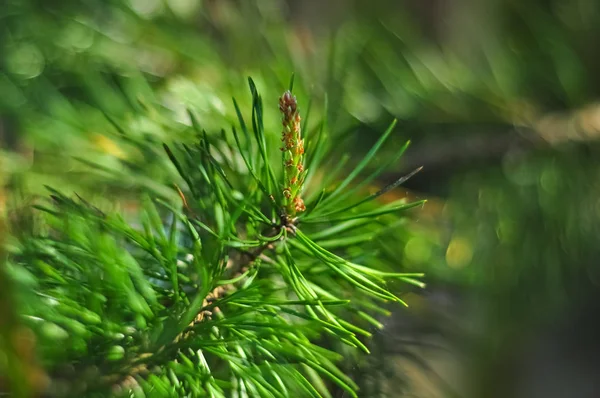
<box><xmin>4</xmin><ymin>80</ymin><xmax>422</xmax><ymax>397</ymax></box>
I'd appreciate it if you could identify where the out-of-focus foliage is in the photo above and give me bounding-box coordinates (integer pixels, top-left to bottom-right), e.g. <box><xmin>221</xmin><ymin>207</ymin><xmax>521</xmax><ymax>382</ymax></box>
<box><xmin>1</xmin><ymin>0</ymin><xmax>324</xmax><ymax>200</ymax></box>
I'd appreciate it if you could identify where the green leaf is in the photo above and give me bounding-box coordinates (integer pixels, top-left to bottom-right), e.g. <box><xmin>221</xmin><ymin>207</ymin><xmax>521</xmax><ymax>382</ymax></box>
<box><xmin>317</xmin><ymin>118</ymin><xmax>398</xmax><ymax>206</ymax></box>
<box><xmin>317</xmin><ymin>140</ymin><xmax>413</xmax><ymax>213</ymax></box>
<box><xmin>163</xmin><ymin>144</ymin><xmax>197</xmax><ymax>196</ymax></box>
<box><xmin>304</xmin><ymin>199</ymin><xmax>426</xmax><ymax>223</ymax></box>
<box><xmin>231</xmin><ymin>126</ymin><xmax>274</xmax><ymax>206</ymax></box>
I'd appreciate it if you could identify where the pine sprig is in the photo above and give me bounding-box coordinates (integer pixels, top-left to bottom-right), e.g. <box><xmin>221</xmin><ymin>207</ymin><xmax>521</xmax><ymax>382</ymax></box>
<box><xmin>5</xmin><ymin>79</ymin><xmax>423</xmax><ymax>397</ymax></box>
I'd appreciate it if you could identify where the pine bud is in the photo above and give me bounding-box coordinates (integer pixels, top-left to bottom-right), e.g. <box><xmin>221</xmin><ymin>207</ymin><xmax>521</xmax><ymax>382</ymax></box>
<box><xmin>279</xmin><ymin>91</ymin><xmax>306</xmax><ymax>217</ymax></box>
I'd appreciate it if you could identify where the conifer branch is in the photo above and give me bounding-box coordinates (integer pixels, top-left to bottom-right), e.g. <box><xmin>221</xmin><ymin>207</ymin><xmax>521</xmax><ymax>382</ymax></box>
<box><xmin>3</xmin><ymin>81</ymin><xmax>424</xmax><ymax>397</ymax></box>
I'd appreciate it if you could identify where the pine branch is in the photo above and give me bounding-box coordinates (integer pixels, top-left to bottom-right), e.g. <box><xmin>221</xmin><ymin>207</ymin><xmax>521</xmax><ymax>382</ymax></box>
<box><xmin>4</xmin><ymin>79</ymin><xmax>424</xmax><ymax>397</ymax></box>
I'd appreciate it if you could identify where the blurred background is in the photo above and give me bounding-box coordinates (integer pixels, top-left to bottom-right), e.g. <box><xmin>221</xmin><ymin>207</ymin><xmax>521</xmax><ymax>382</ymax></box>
<box><xmin>3</xmin><ymin>0</ymin><xmax>600</xmax><ymax>396</ymax></box>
